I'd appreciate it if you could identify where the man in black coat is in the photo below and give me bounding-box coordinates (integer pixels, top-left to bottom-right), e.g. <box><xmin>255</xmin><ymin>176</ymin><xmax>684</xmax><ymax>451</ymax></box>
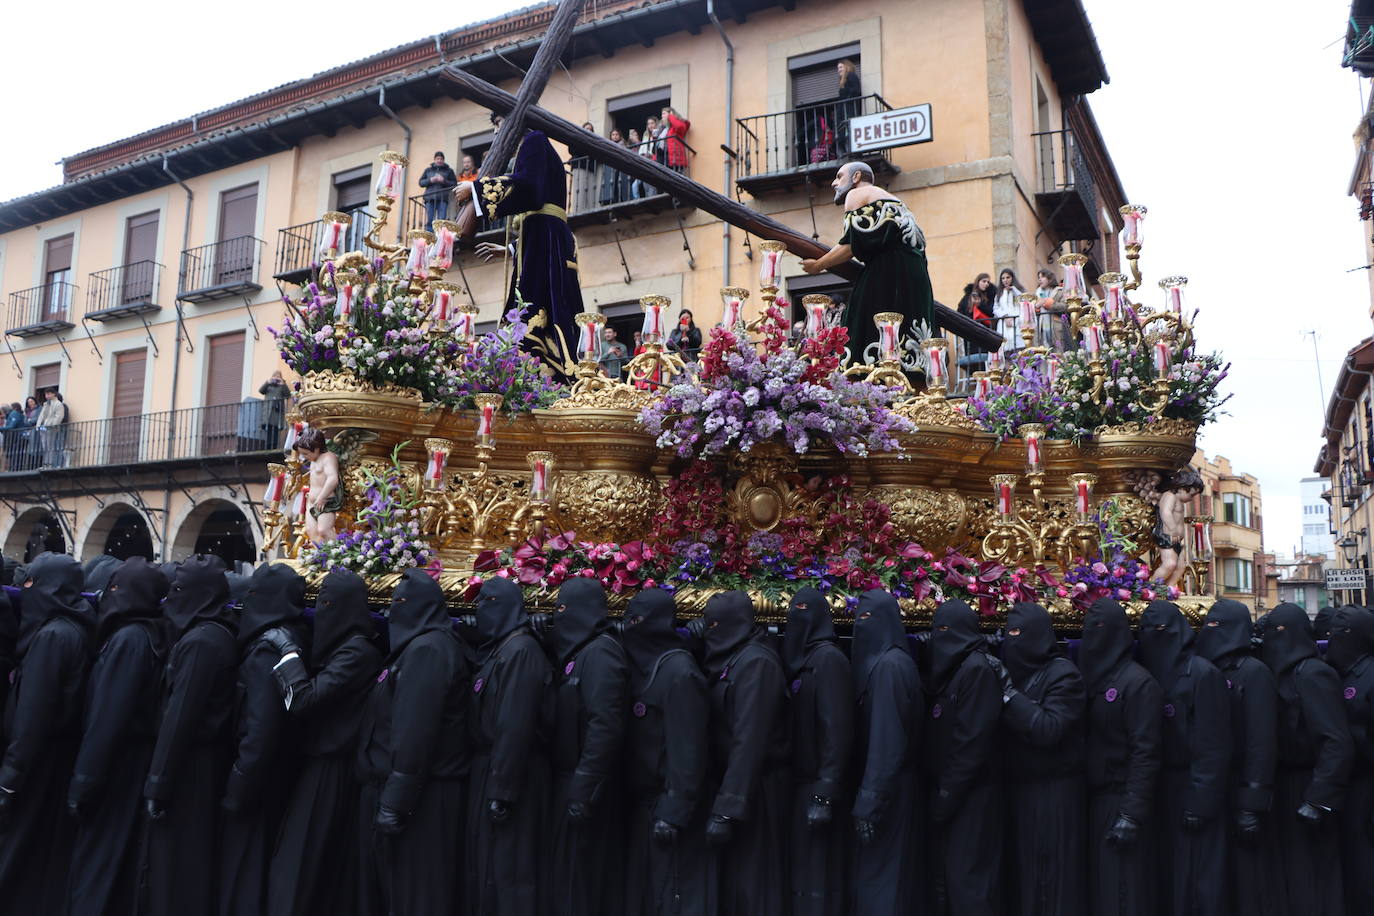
<box><xmin>356</xmin><ymin>568</ymin><xmax>471</xmax><ymax>916</ymax></box>
<box><xmin>266</xmin><ymin>567</ymin><xmax>384</xmax><ymax>916</ymax></box>
<box><xmin>1136</xmin><ymin>599</ymin><xmax>1231</xmax><ymax>916</ymax></box>
<box><xmin>782</xmin><ymin>585</ymin><xmax>852</xmax><ymax>916</ymax></box>
<box><xmin>142</xmin><ymin>554</ymin><xmax>237</xmax><ymax>916</ymax></box>
<box><xmin>1079</xmin><ymin>597</ymin><xmax>1161</xmax><ymax>916</ymax></box>
<box><xmin>986</xmin><ymin>601</ymin><xmax>1085</xmax><ymax>916</ymax></box>
<box><xmin>620</xmin><ymin>587</ymin><xmax>713</xmax><ymax>916</ymax></box>
<box><xmin>1261</xmin><ymin>602</ymin><xmax>1354</xmax><ymax>916</ymax></box>
<box><xmin>702</xmin><ymin>590</ymin><xmax>790</xmax><ymax>916</ymax></box>
<box><xmin>1196</xmin><ymin>597</ymin><xmax>1284</xmax><ymax>916</ymax></box>
<box><xmin>467</xmin><ymin>576</ymin><xmax>551</xmax><ymax>916</ymax></box>
<box><xmin>67</xmin><ymin>557</ymin><xmax>168</xmax><ymax>916</ymax></box>
<box><xmin>547</xmin><ymin>578</ymin><xmax>629</xmax><ymax>916</ymax></box>
<box><xmin>0</xmin><ymin>552</ymin><xmax>95</xmax><ymax>912</ymax></box>
<box><xmin>220</xmin><ymin>563</ymin><xmax>308</xmax><ymax>916</ymax></box>
<box><xmin>925</xmin><ymin>598</ymin><xmax>1001</xmax><ymax>916</ymax></box>
<box><xmin>850</xmin><ymin>589</ymin><xmax>923</xmax><ymax>916</ymax></box>
<box><xmin>1325</xmin><ymin>604</ymin><xmax>1374</xmax><ymax>914</ymax></box>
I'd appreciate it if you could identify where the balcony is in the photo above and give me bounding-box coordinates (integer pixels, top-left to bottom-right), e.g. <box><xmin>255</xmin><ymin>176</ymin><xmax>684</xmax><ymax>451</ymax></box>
<box><xmin>7</xmin><ymin>281</ymin><xmax>77</xmax><ymax>338</ymax></box>
<box><xmin>178</xmin><ymin>236</ymin><xmax>263</xmax><ymax>303</ymax></box>
<box><xmin>0</xmin><ymin>400</ymin><xmax>283</xmax><ymax>475</ymax></box>
<box><xmin>405</xmin><ymin>194</ymin><xmax>506</xmax><ymax>243</ymax></box>
<box><xmin>274</xmin><ymin>212</ymin><xmax>375</xmax><ymax>285</ymax></box>
<box><xmin>734</xmin><ymin>95</ymin><xmax>896</xmax><ymax>195</ymax></box>
<box><xmin>85</xmin><ymin>260</ymin><xmax>162</xmax><ymax>321</ymax></box>
<box><xmin>1031</xmin><ymin>128</ymin><xmax>1099</xmax><ymax>242</ymax></box>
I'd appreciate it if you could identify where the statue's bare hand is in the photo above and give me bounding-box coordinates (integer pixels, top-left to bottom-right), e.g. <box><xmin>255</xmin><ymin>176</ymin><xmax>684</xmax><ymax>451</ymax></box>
<box><xmin>454</xmin><ymin>181</ymin><xmax>474</xmax><ymax>203</ymax></box>
<box><xmin>476</xmin><ymin>242</ymin><xmax>508</xmax><ymax>263</ymax></box>
<box><xmin>800</xmin><ymin>258</ymin><xmax>823</xmax><ymax>275</ymax></box>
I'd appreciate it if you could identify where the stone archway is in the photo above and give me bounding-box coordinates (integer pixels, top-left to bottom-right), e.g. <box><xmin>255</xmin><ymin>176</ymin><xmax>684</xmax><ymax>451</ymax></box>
<box><xmin>170</xmin><ymin>497</ymin><xmax>258</xmax><ymax>568</ymax></box>
<box><xmin>1</xmin><ymin>506</ymin><xmax>66</xmax><ymax>563</ymax></box>
<box><xmin>76</xmin><ymin>502</ymin><xmax>156</xmax><ymax>562</ymax></box>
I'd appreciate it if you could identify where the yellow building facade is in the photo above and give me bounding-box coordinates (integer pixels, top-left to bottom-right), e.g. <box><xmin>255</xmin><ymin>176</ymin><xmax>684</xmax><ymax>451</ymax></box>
<box><xmin>0</xmin><ymin>0</ymin><xmax>1123</xmax><ymax>566</ymax></box>
<box><xmin>1189</xmin><ymin>451</ymin><xmax>1267</xmax><ymax>614</ymax></box>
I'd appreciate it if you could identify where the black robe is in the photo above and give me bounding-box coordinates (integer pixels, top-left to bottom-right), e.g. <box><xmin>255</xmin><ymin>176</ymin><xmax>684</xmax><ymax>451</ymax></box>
<box><xmin>703</xmin><ymin>591</ymin><xmax>790</xmax><ymax>916</ymax></box>
<box><xmin>467</xmin><ymin>576</ymin><xmax>551</xmax><ymax>916</ymax></box>
<box><xmin>0</xmin><ymin>553</ymin><xmax>95</xmax><ymax>912</ymax></box>
<box><xmin>1080</xmin><ymin>598</ymin><xmax>1162</xmax><ymax>916</ymax></box>
<box><xmin>0</xmin><ymin>592</ymin><xmax>16</xmax><ymax>715</ymax></box>
<box><xmin>548</xmin><ymin>579</ymin><xmax>630</xmax><ymax>916</ymax></box>
<box><xmin>143</xmin><ymin>555</ymin><xmax>237</xmax><ymax>916</ymax></box>
<box><xmin>1327</xmin><ymin>605</ymin><xmax>1374</xmax><ymax>915</ymax></box>
<box><xmin>1197</xmin><ymin>598</ymin><xmax>1284</xmax><ymax>916</ymax></box>
<box><xmin>850</xmin><ymin>590</ymin><xmax>923</xmax><ymax>916</ymax></box>
<box><xmin>925</xmin><ymin>599</ymin><xmax>1001</xmax><ymax>916</ymax></box>
<box><xmin>220</xmin><ymin>563</ymin><xmax>308</xmax><ymax>916</ymax></box>
<box><xmin>1262</xmin><ymin>603</ymin><xmax>1354</xmax><ymax>916</ymax></box>
<box><xmin>268</xmin><ymin>568</ymin><xmax>383</xmax><ymax>916</ymax></box>
<box><xmin>620</xmin><ymin>588</ymin><xmax>714</xmax><ymax>916</ymax></box>
<box><xmin>999</xmin><ymin>602</ymin><xmax>1085</xmax><ymax>916</ymax></box>
<box><xmin>67</xmin><ymin>558</ymin><xmax>169</xmax><ymax>916</ymax></box>
<box><xmin>783</xmin><ymin>586</ymin><xmax>853</xmax><ymax>916</ymax></box>
<box><xmin>357</xmin><ymin>568</ymin><xmax>471</xmax><ymax>916</ymax></box>
<box><xmin>1137</xmin><ymin>600</ymin><xmax>1231</xmax><ymax>916</ymax></box>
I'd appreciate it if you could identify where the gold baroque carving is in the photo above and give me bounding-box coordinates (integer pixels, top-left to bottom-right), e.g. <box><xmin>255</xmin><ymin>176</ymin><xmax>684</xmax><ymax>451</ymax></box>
<box><xmin>893</xmin><ymin>394</ymin><xmax>978</xmax><ymax>430</ymax></box>
<box><xmin>1096</xmin><ymin>418</ymin><xmax>1199</xmax><ymax>439</ymax></box>
<box><xmin>865</xmin><ymin>485</ymin><xmax>967</xmax><ymax>552</ymax></box>
<box><xmin>555</xmin><ymin>472</ymin><xmax>662</xmax><ymax>543</ymax></box>
<box><xmin>300</xmin><ymin>370</ymin><xmax>423</xmax><ymax>401</ymax></box>
<box><xmin>548</xmin><ymin>380</ymin><xmax>653</xmax><ymax>412</ymax></box>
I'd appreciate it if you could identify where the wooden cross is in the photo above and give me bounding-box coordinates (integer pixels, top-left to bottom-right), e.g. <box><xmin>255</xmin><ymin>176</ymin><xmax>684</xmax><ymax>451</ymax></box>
<box><xmin>442</xmin><ymin>64</ymin><xmax>1001</xmax><ymax>349</ymax></box>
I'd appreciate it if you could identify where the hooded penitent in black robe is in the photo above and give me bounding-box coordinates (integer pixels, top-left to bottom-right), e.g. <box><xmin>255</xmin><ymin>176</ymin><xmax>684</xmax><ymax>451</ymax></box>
<box><xmin>703</xmin><ymin>590</ymin><xmax>790</xmax><ymax>916</ymax></box>
<box><xmin>925</xmin><ymin>599</ymin><xmax>1002</xmax><ymax>916</ymax></box>
<box><xmin>1196</xmin><ymin>598</ymin><xmax>1284</xmax><ymax>916</ymax></box>
<box><xmin>143</xmin><ymin>555</ymin><xmax>237</xmax><ymax>916</ymax></box>
<box><xmin>467</xmin><ymin>576</ymin><xmax>551</xmax><ymax>916</ymax></box>
<box><xmin>620</xmin><ymin>588</ymin><xmax>714</xmax><ymax>916</ymax></box>
<box><xmin>782</xmin><ymin>586</ymin><xmax>853</xmax><ymax>916</ymax></box>
<box><xmin>0</xmin><ymin>552</ymin><xmax>95</xmax><ymax>912</ymax></box>
<box><xmin>267</xmin><ymin>568</ymin><xmax>383</xmax><ymax>916</ymax></box>
<box><xmin>219</xmin><ymin>563</ymin><xmax>308</xmax><ymax>916</ymax></box>
<box><xmin>1080</xmin><ymin>598</ymin><xmax>1161</xmax><ymax>916</ymax></box>
<box><xmin>1136</xmin><ymin>600</ymin><xmax>1231</xmax><ymax>916</ymax></box>
<box><xmin>1261</xmin><ymin>603</ymin><xmax>1354</xmax><ymax>916</ymax></box>
<box><xmin>83</xmin><ymin>553</ymin><xmax>121</xmax><ymax>596</ymax></box>
<box><xmin>357</xmin><ymin>568</ymin><xmax>471</xmax><ymax>916</ymax></box>
<box><xmin>1325</xmin><ymin>605</ymin><xmax>1374</xmax><ymax>915</ymax></box>
<box><xmin>850</xmin><ymin>590</ymin><xmax>923</xmax><ymax>916</ymax></box>
<box><xmin>548</xmin><ymin>578</ymin><xmax>629</xmax><ymax>916</ymax></box>
<box><xmin>998</xmin><ymin>602</ymin><xmax>1085</xmax><ymax>916</ymax></box>
<box><xmin>0</xmin><ymin>591</ymin><xmax>16</xmax><ymax>714</ymax></box>
<box><xmin>67</xmin><ymin>557</ymin><xmax>169</xmax><ymax>916</ymax></box>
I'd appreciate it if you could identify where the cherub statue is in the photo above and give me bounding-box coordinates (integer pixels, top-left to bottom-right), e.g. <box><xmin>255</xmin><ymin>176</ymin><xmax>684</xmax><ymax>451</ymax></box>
<box><xmin>291</xmin><ymin>427</ymin><xmax>376</xmax><ymax>545</ymax></box>
<box><xmin>1151</xmin><ymin>467</ymin><xmax>1205</xmax><ymax>587</ymax></box>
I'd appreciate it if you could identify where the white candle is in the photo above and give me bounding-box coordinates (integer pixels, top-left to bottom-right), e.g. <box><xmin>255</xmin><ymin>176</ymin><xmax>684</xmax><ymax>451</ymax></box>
<box><xmin>1019</xmin><ymin>298</ymin><xmax>1036</xmax><ymax>326</ymax></box>
<box><xmin>531</xmin><ymin>459</ymin><xmax>548</xmax><ymax>500</ymax></box>
<box><xmin>926</xmin><ymin>346</ymin><xmax>945</xmax><ymax>385</ymax></box>
<box><xmin>1153</xmin><ymin>341</ymin><xmax>1172</xmax><ymax>375</ymax></box>
<box><xmin>406</xmin><ymin>237</ymin><xmax>429</xmax><ymax>277</ymax></box>
<box><xmin>431</xmin><ymin>227</ymin><xmax>455</xmax><ymax>270</ymax></box>
<box><xmin>1025</xmin><ymin>432</ymin><xmax>1042</xmax><ymax>470</ymax></box>
<box><xmin>455</xmin><ymin>310</ymin><xmax>474</xmax><ymax>343</ymax></box>
<box><xmin>283</xmin><ymin>421</ymin><xmax>305</xmax><ymax>451</ymax></box>
<box><xmin>804</xmin><ymin>301</ymin><xmax>827</xmax><ymax>338</ymax></box>
<box><xmin>1105</xmin><ymin>286</ymin><xmax>1123</xmax><ymax>320</ymax></box>
<box><xmin>759</xmin><ymin>248</ymin><xmax>782</xmax><ymax>288</ymax></box>
<box><xmin>998</xmin><ymin>482</ymin><xmax>1013</xmax><ymax>516</ymax></box>
<box><xmin>879</xmin><ymin>323</ymin><xmax>899</xmax><ymax>362</ymax></box>
<box><xmin>322</xmin><ymin>219</ymin><xmax>345</xmax><ymax>254</ymax></box>
<box><xmin>1063</xmin><ymin>264</ymin><xmax>1084</xmax><ymax>294</ymax></box>
<box><xmin>579</xmin><ymin>320</ymin><xmax>599</xmax><ymax>361</ymax></box>
<box><xmin>477</xmin><ymin>403</ymin><xmax>495</xmax><ymax>439</ymax></box>
<box><xmin>1046</xmin><ymin>356</ymin><xmax>1060</xmax><ymax>385</ymax></box>
<box><xmin>291</xmin><ymin>486</ymin><xmax>310</xmax><ymax>519</ymax></box>
<box><xmin>1083</xmin><ymin>325</ymin><xmax>1102</xmax><ymax>356</ymax></box>
<box><xmin>642</xmin><ymin>304</ymin><xmax>665</xmax><ymax>343</ymax></box>
<box><xmin>426</xmin><ymin>449</ymin><xmax>448</xmax><ymax>486</ymax></box>
<box><xmin>721</xmin><ymin>296</ymin><xmax>743</xmax><ymax>328</ymax></box>
<box><xmin>334</xmin><ymin>283</ymin><xmax>355</xmax><ymax>323</ymax></box>
<box><xmin>432</xmin><ymin>288</ymin><xmax>453</xmax><ymax>323</ymax></box>
<box><xmin>988</xmin><ymin>348</ymin><xmax>1004</xmax><ymax>372</ymax></box>
<box><xmin>1076</xmin><ymin>480</ymin><xmax>1091</xmax><ymax>515</ymax></box>
<box><xmin>975</xmin><ymin>375</ymin><xmax>992</xmax><ymax>399</ymax></box>
<box><xmin>375</xmin><ymin>162</ymin><xmax>402</xmax><ymax>199</ymax></box>
<box><xmin>1123</xmin><ymin>211</ymin><xmax>1143</xmax><ymax>246</ymax></box>
<box><xmin>264</xmin><ymin>472</ymin><xmax>285</xmax><ymax>506</ymax></box>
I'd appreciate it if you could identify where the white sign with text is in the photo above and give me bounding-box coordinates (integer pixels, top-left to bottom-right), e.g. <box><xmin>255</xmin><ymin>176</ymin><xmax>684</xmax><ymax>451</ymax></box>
<box><xmin>849</xmin><ymin>104</ymin><xmax>934</xmax><ymax>153</ymax></box>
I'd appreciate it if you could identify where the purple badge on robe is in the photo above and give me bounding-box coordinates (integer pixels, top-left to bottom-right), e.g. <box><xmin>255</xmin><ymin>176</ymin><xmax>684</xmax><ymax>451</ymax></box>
<box><xmin>932</xmin><ymin>703</ymin><xmax>943</xmax><ymax>718</ymax></box>
<box><xmin>564</xmin><ymin>660</ymin><xmax>575</xmax><ymax>676</ymax></box>
<box><xmin>791</xmin><ymin>679</ymin><xmax>802</xmax><ymax>695</ymax></box>
<box><xmin>633</xmin><ymin>702</ymin><xmax>647</xmax><ymax>718</ymax></box>
<box><xmin>1346</xmin><ymin>686</ymin><xmax>1358</xmax><ymax>700</ymax></box>
<box><xmin>1163</xmin><ymin>703</ymin><xmax>1176</xmax><ymax>718</ymax></box>
<box><xmin>1104</xmin><ymin>688</ymin><xmax>1118</xmax><ymax>703</ymax></box>
<box><xmin>377</xmin><ymin>669</ymin><xmax>389</xmax><ymax>684</ymax></box>
<box><xmin>474</xmin><ymin>677</ymin><xmax>485</xmax><ymax>694</ymax></box>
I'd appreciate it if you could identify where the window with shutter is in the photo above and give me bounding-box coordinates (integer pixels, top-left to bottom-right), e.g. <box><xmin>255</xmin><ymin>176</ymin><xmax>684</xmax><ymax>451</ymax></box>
<box><xmin>110</xmin><ymin>349</ymin><xmax>147</xmax><ymax>463</ymax></box>
<box><xmin>33</xmin><ymin>363</ymin><xmax>60</xmax><ymax>400</ymax></box>
<box><xmin>203</xmin><ymin>331</ymin><xmax>245</xmax><ymax>455</ymax></box>
<box><xmin>42</xmin><ymin>236</ymin><xmax>74</xmax><ymax>322</ymax></box>
<box><xmin>123</xmin><ymin>212</ymin><xmax>159</xmax><ymax>303</ymax></box>
<box><xmin>789</xmin><ymin>44</ymin><xmax>861</xmax><ymax>108</ymax></box>
<box><xmin>332</xmin><ymin>168</ymin><xmax>372</xmax><ymax>250</ymax></box>
<box><xmin>216</xmin><ymin>184</ymin><xmax>258</xmax><ymax>285</ymax></box>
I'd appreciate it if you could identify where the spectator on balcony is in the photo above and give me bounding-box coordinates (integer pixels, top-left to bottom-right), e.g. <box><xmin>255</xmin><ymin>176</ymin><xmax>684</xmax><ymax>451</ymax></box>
<box><xmin>834</xmin><ymin>60</ymin><xmax>863</xmax><ymax>156</ymax></box>
<box><xmin>630</xmin><ymin>119</ymin><xmax>662</xmax><ymax>200</ymax></box>
<box><xmin>667</xmin><ymin>310</ymin><xmax>702</xmax><ymax>362</ymax></box>
<box><xmin>37</xmin><ymin>388</ymin><xmax>68</xmax><ymax>469</ymax></box>
<box><xmin>600</xmin><ymin>129</ymin><xmax>632</xmax><ymax>206</ymax></box>
<box><xmin>571</xmin><ymin>122</ymin><xmax>598</xmax><ymax>214</ymax></box>
<box><xmin>258</xmin><ymin>370</ymin><xmax>290</xmax><ymax>451</ymax></box>
<box><xmin>992</xmin><ymin>269</ymin><xmax>1024</xmax><ymax>353</ymax></box>
<box><xmin>457</xmin><ymin>154</ymin><xmax>478</xmax><ymax>184</ymax></box>
<box><xmin>660</xmin><ymin>107</ymin><xmax>690</xmax><ymax>174</ymax></box>
<box><xmin>1034</xmin><ymin>268</ymin><xmax>1072</xmax><ymax>351</ymax></box>
<box><xmin>19</xmin><ymin>397</ymin><xmax>39</xmax><ymax>473</ymax></box>
<box><xmin>2</xmin><ymin>403</ymin><xmax>23</xmax><ymax>471</ymax></box>
<box><xmin>956</xmin><ymin>278</ymin><xmax>995</xmax><ymax>373</ymax></box>
<box><xmin>598</xmin><ymin>327</ymin><xmax>629</xmax><ymax>378</ymax></box>
<box><xmin>418</xmin><ymin>152</ymin><xmax>457</xmax><ymax>228</ymax></box>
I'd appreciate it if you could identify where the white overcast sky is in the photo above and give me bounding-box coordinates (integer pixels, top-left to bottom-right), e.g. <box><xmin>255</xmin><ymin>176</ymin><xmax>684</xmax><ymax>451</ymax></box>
<box><xmin>1</xmin><ymin>0</ymin><xmax>1367</xmax><ymax>556</ymax></box>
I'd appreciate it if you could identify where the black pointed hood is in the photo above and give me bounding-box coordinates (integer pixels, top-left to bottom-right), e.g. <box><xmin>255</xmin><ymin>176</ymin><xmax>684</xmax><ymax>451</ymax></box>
<box><xmin>550</xmin><ymin>577</ymin><xmax>609</xmax><ymax>664</ymax></box>
<box><xmin>782</xmin><ymin>586</ymin><xmax>836</xmax><ymax>678</ymax></box>
<box><xmin>387</xmin><ymin>569</ymin><xmax>452</xmax><ymax>660</ymax></box>
<box><xmin>237</xmin><ymin>563</ymin><xmax>307</xmax><ymax>648</ymax></box>
<box><xmin>163</xmin><ymin>554</ymin><xmax>234</xmax><ymax>640</ymax></box>
<box><xmin>1261</xmin><ymin>603</ymin><xmax>1318</xmax><ymax>675</ymax></box>
<box><xmin>1079</xmin><ymin>598</ymin><xmax>1134</xmax><ymax>690</ymax></box>
<box><xmin>1312</xmin><ymin>605</ymin><xmax>1336</xmax><ymax>640</ymax></box>
<box><xmin>1137</xmin><ymin>600</ymin><xmax>1194</xmax><ymax>690</ymax></box>
<box><xmin>929</xmin><ymin>599</ymin><xmax>984</xmax><ymax>690</ymax></box>
<box><xmin>1197</xmin><ymin>598</ymin><xmax>1254</xmax><ymax>666</ymax></box>
<box><xmin>1002</xmin><ymin>602</ymin><xmax>1058</xmax><ymax>686</ymax></box>
<box><xmin>83</xmin><ymin>554</ymin><xmax>122</xmax><ymax>595</ymax></box>
<box><xmin>620</xmin><ymin>587</ymin><xmax>683</xmax><ymax>688</ymax></box>
<box><xmin>851</xmin><ymin>589</ymin><xmax>906</xmax><ymax>692</ymax></box>
<box><xmin>17</xmin><ymin>552</ymin><xmax>96</xmax><ymax>655</ymax></box>
<box><xmin>96</xmin><ymin>557</ymin><xmax>168</xmax><ymax>643</ymax></box>
<box><xmin>1326</xmin><ymin>605</ymin><xmax>1374</xmax><ymax>675</ymax></box>
<box><xmin>702</xmin><ymin>590</ymin><xmax>757</xmax><ymax>676</ymax></box>
<box><xmin>475</xmin><ymin>576</ymin><xmax>526</xmax><ymax>645</ymax></box>
<box><xmin>311</xmin><ymin>568</ymin><xmax>375</xmax><ymax>667</ymax></box>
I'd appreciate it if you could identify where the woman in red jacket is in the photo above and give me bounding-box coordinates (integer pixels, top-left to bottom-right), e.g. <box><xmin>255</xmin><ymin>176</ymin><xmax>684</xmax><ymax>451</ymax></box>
<box><xmin>660</xmin><ymin>107</ymin><xmax>691</xmax><ymax>172</ymax></box>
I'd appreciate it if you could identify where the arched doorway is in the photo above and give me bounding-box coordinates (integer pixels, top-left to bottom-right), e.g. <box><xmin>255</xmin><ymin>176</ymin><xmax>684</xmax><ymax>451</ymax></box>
<box><xmin>172</xmin><ymin>498</ymin><xmax>256</xmax><ymax>568</ymax></box>
<box><xmin>105</xmin><ymin>511</ymin><xmax>155</xmax><ymax>560</ymax></box>
<box><xmin>3</xmin><ymin>507</ymin><xmax>67</xmax><ymax>563</ymax></box>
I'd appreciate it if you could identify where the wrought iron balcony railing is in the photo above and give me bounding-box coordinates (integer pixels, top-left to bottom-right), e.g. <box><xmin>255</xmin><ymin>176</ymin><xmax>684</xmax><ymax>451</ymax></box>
<box><xmin>7</xmin><ymin>281</ymin><xmax>77</xmax><ymax>337</ymax></box>
<box><xmin>405</xmin><ymin>193</ymin><xmax>505</xmax><ymax>239</ymax></box>
<box><xmin>274</xmin><ymin>212</ymin><xmax>375</xmax><ymax>283</ymax></box>
<box><xmin>0</xmin><ymin>400</ymin><xmax>287</xmax><ymax>474</ymax></box>
<box><xmin>178</xmin><ymin>236</ymin><xmax>263</xmax><ymax>302</ymax></box>
<box><xmin>86</xmin><ymin>260</ymin><xmax>163</xmax><ymax>321</ymax></box>
<box><xmin>1030</xmin><ymin>128</ymin><xmax>1099</xmax><ymax>242</ymax></box>
<box><xmin>734</xmin><ymin>94</ymin><xmax>894</xmax><ymax>192</ymax></box>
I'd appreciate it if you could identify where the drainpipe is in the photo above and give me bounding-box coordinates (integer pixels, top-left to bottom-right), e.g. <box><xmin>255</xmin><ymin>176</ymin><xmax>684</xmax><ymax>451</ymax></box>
<box><xmin>378</xmin><ymin>85</ymin><xmax>413</xmax><ymax>244</ymax></box>
<box><xmin>707</xmin><ymin>0</ymin><xmax>734</xmax><ymax>286</ymax></box>
<box><xmin>161</xmin><ymin>154</ymin><xmax>194</xmax><ymax>561</ymax></box>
